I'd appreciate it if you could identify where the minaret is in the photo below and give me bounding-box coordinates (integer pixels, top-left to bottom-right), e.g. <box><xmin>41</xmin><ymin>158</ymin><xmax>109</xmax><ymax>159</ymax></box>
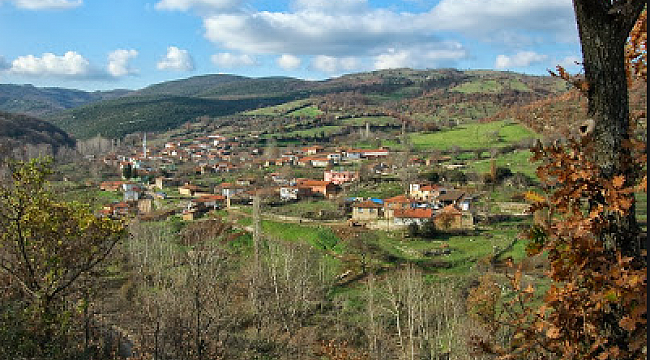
<box><xmin>142</xmin><ymin>133</ymin><xmax>147</xmax><ymax>158</ymax></box>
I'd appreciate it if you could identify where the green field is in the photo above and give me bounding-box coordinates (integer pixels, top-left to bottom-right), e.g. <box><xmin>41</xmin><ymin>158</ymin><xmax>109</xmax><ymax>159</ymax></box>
<box><xmin>268</xmin><ymin>199</ymin><xmax>343</xmax><ymax>218</ymax></box>
<box><xmin>465</xmin><ymin>149</ymin><xmax>540</xmax><ymax>178</ymax></box>
<box><xmin>341</xmin><ymin>116</ymin><xmax>399</xmax><ymax>126</ymax></box>
<box><xmin>348</xmin><ymin>181</ymin><xmax>405</xmax><ymax>199</ymax></box>
<box><xmin>287</xmin><ymin>105</ymin><xmax>323</xmax><ymax>117</ymax></box>
<box><xmin>239</xmin><ymin>214</ymin><xmax>529</xmax><ymax>276</ymax></box>
<box><xmin>257</xmin><ymin>220</ymin><xmax>345</xmax><ymax>253</ymax></box>
<box><xmin>410</xmin><ymin>119</ymin><xmax>538</xmax><ymax>151</ymax></box>
<box><xmin>451</xmin><ymin>79</ymin><xmax>531</xmax><ymax>94</ymax></box>
<box><xmin>244</xmin><ymin>99</ymin><xmax>312</xmax><ymax>116</ymax></box>
<box><xmin>271</xmin><ymin>125</ymin><xmax>344</xmax><ymax>138</ymax></box>
<box><xmin>52</xmin><ymin>182</ymin><xmax>123</xmax><ymax>209</ymax></box>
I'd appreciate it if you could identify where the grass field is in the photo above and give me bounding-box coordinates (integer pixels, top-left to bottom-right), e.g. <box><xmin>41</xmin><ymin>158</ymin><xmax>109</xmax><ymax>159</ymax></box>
<box><xmin>257</xmin><ymin>220</ymin><xmax>346</xmax><ymax>253</ymax></box>
<box><xmin>287</xmin><ymin>105</ymin><xmax>323</xmax><ymax>117</ymax></box>
<box><xmin>451</xmin><ymin>79</ymin><xmax>531</xmax><ymax>94</ymax></box>
<box><xmin>348</xmin><ymin>182</ymin><xmax>405</xmax><ymax>199</ymax></box>
<box><xmin>53</xmin><ymin>182</ymin><xmax>123</xmax><ymax>209</ymax></box>
<box><xmin>250</xmin><ymin>215</ymin><xmax>529</xmax><ymax>277</ymax></box>
<box><xmin>410</xmin><ymin>119</ymin><xmax>538</xmax><ymax>151</ymax></box>
<box><xmin>273</xmin><ymin>125</ymin><xmax>344</xmax><ymax>138</ymax></box>
<box><xmin>465</xmin><ymin>149</ymin><xmax>540</xmax><ymax>178</ymax></box>
<box><xmin>341</xmin><ymin>116</ymin><xmax>400</xmax><ymax>126</ymax></box>
<box><xmin>267</xmin><ymin>199</ymin><xmax>343</xmax><ymax>218</ymax></box>
<box><xmin>244</xmin><ymin>99</ymin><xmax>312</xmax><ymax>116</ymax></box>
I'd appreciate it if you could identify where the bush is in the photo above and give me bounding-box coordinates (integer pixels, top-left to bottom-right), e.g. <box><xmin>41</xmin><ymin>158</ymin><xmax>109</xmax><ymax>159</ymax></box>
<box><xmin>419</xmin><ymin>219</ymin><xmax>438</xmax><ymax>238</ymax></box>
<box><xmin>407</xmin><ymin>222</ymin><xmax>420</xmax><ymax>238</ymax></box>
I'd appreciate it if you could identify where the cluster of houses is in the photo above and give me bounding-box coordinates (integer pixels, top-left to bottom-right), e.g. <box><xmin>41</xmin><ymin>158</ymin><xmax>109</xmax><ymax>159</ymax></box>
<box><xmin>95</xmin><ymin>132</ymin><xmax>474</xmax><ymax>231</ymax></box>
<box><xmin>350</xmin><ymin>183</ymin><xmax>474</xmax><ymax>230</ymax></box>
<box><xmin>102</xmin><ymin>135</ymin><xmax>392</xmax><ymax>177</ymax></box>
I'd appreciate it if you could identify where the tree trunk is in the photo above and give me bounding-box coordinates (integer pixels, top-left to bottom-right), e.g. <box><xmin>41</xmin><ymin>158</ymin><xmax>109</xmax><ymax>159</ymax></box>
<box><xmin>572</xmin><ymin>0</ymin><xmax>645</xmax><ymax>256</ymax></box>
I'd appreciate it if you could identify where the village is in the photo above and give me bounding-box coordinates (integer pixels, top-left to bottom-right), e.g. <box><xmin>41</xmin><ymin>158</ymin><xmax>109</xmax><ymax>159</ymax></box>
<box><xmin>95</xmin><ymin>132</ymin><xmax>481</xmax><ymax>233</ymax></box>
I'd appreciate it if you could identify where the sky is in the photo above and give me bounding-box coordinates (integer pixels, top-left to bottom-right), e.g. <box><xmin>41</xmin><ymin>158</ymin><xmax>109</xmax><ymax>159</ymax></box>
<box><xmin>0</xmin><ymin>0</ymin><xmax>584</xmax><ymax>91</ymax></box>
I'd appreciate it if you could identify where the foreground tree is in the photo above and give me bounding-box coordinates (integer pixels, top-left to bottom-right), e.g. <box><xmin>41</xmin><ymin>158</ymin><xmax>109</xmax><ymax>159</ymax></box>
<box><xmin>474</xmin><ymin>3</ymin><xmax>647</xmax><ymax>360</ymax></box>
<box><xmin>0</xmin><ymin>158</ymin><xmax>126</xmax><ymax>357</ymax></box>
<box><xmin>571</xmin><ymin>0</ymin><xmax>646</xmax><ymax>254</ymax></box>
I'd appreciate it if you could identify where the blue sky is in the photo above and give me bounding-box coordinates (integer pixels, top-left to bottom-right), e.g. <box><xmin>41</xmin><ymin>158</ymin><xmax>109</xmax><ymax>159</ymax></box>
<box><xmin>0</xmin><ymin>0</ymin><xmax>583</xmax><ymax>91</ymax></box>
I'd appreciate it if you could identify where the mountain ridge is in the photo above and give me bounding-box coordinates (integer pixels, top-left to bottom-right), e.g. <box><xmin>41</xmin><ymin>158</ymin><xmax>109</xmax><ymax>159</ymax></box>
<box><xmin>2</xmin><ymin>69</ymin><xmax>571</xmax><ymax>140</ymax></box>
<box><xmin>0</xmin><ymin>84</ymin><xmax>132</xmax><ymax>117</ymax></box>
<box><xmin>0</xmin><ymin>111</ymin><xmax>76</xmax><ymax>157</ymax></box>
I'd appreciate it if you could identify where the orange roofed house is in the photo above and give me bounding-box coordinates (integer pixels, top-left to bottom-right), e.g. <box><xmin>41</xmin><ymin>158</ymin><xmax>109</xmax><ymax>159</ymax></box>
<box><xmin>296</xmin><ymin>179</ymin><xmax>338</xmax><ymax>198</ymax></box>
<box><xmin>324</xmin><ymin>170</ymin><xmax>359</xmax><ymax>185</ymax></box>
<box><xmin>383</xmin><ymin>194</ymin><xmax>416</xmax><ymax>220</ymax></box>
<box><xmin>393</xmin><ymin>208</ymin><xmax>434</xmax><ymax>227</ymax></box>
<box><xmin>351</xmin><ymin>200</ymin><xmax>384</xmax><ymax>222</ymax></box>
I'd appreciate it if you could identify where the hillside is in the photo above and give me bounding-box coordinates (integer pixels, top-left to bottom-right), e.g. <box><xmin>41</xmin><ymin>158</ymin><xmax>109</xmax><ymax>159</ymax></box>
<box><xmin>132</xmin><ymin>74</ymin><xmax>249</xmax><ymax>97</ymax></box>
<box><xmin>491</xmin><ymin>78</ymin><xmax>647</xmax><ymax>138</ymax></box>
<box><xmin>0</xmin><ymin>111</ymin><xmax>75</xmax><ymax>155</ymax></box>
<box><xmin>45</xmin><ymin>69</ymin><xmax>570</xmax><ymax>139</ymax></box>
<box><xmin>47</xmin><ymin>94</ymin><xmax>301</xmax><ymax>139</ymax></box>
<box><xmin>0</xmin><ymin>84</ymin><xmax>131</xmax><ymax>117</ymax></box>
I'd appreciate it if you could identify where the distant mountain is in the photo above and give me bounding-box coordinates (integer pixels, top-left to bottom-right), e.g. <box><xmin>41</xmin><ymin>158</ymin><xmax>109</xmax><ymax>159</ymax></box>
<box><xmin>47</xmin><ymin>93</ymin><xmax>301</xmax><ymax>140</ymax></box>
<box><xmin>0</xmin><ymin>84</ymin><xmax>132</xmax><ymax>117</ymax></box>
<box><xmin>43</xmin><ymin>69</ymin><xmax>569</xmax><ymax>139</ymax></box>
<box><xmin>0</xmin><ymin>111</ymin><xmax>75</xmax><ymax>156</ymax></box>
<box><xmin>133</xmin><ymin>74</ymin><xmax>249</xmax><ymax>97</ymax></box>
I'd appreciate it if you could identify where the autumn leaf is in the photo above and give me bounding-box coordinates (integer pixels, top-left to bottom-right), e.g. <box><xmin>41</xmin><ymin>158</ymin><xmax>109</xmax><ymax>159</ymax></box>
<box><xmin>612</xmin><ymin>175</ymin><xmax>626</xmax><ymax>188</ymax></box>
<box><xmin>524</xmin><ymin>191</ymin><xmax>545</xmax><ymax>204</ymax></box>
<box><xmin>619</xmin><ymin>316</ymin><xmax>638</xmax><ymax>331</ymax></box>
<box><xmin>546</xmin><ymin>326</ymin><xmax>561</xmax><ymax>339</ymax></box>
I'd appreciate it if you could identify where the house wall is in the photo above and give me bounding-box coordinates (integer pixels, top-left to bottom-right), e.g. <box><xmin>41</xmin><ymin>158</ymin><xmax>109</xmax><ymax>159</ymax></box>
<box><xmin>394</xmin><ymin>217</ymin><xmax>429</xmax><ymax>227</ymax></box>
<box><xmin>352</xmin><ymin>207</ymin><xmax>381</xmax><ymax>221</ymax></box>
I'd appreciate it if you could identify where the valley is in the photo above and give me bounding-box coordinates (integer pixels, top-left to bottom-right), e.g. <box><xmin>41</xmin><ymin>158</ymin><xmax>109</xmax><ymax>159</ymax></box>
<box><xmin>1</xmin><ymin>67</ymin><xmax>646</xmax><ymax>360</ymax></box>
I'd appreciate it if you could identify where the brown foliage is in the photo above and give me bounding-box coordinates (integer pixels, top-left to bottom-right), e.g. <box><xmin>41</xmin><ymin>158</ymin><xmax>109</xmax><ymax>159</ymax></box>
<box><xmin>472</xmin><ymin>134</ymin><xmax>647</xmax><ymax>360</ymax></box>
<box><xmin>319</xmin><ymin>340</ymin><xmax>369</xmax><ymax>360</ymax></box>
<box><xmin>625</xmin><ymin>8</ymin><xmax>647</xmax><ymax>83</ymax></box>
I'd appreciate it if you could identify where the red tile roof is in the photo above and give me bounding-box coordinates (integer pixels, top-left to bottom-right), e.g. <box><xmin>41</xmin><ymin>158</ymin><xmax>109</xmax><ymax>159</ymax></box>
<box><xmin>297</xmin><ymin>179</ymin><xmax>332</xmax><ymax>187</ymax></box>
<box><xmin>384</xmin><ymin>195</ymin><xmax>412</xmax><ymax>203</ymax></box>
<box><xmin>353</xmin><ymin>200</ymin><xmax>384</xmax><ymax>209</ymax></box>
<box><xmin>394</xmin><ymin>208</ymin><xmax>433</xmax><ymax>219</ymax></box>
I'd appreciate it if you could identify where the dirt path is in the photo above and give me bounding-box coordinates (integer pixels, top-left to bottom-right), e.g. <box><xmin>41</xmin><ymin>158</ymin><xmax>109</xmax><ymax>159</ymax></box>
<box><xmin>225</xmin><ymin>206</ymin><xmax>349</xmax><ymax>227</ymax></box>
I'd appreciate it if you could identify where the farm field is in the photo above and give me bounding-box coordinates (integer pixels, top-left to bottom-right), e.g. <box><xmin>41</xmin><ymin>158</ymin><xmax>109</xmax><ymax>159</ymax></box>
<box><xmin>465</xmin><ymin>149</ymin><xmax>540</xmax><ymax>178</ymax></box>
<box><xmin>410</xmin><ymin>119</ymin><xmax>538</xmax><ymax>151</ymax></box>
<box><xmin>244</xmin><ymin>99</ymin><xmax>313</xmax><ymax>116</ymax></box>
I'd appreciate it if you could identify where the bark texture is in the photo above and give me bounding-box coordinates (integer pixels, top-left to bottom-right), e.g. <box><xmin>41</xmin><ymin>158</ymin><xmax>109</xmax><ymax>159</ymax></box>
<box><xmin>572</xmin><ymin>0</ymin><xmax>646</xmax><ymax>256</ymax></box>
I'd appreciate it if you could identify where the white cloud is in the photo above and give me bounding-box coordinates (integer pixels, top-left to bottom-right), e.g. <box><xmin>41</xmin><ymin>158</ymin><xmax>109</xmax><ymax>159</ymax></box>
<box><xmin>311</xmin><ymin>55</ymin><xmax>360</xmax><ymax>73</ymax></box>
<box><xmin>495</xmin><ymin>51</ymin><xmax>548</xmax><ymax>69</ymax></box>
<box><xmin>201</xmin><ymin>0</ymin><xmax>577</xmax><ymax>61</ymax></box>
<box><xmin>4</xmin><ymin>0</ymin><xmax>82</xmax><ymax>10</ymax></box>
<box><xmin>557</xmin><ymin>55</ymin><xmax>582</xmax><ymax>69</ymax></box>
<box><xmin>374</xmin><ymin>43</ymin><xmax>468</xmax><ymax>70</ymax></box>
<box><xmin>427</xmin><ymin>0</ymin><xmax>577</xmax><ymax>43</ymax></box>
<box><xmin>374</xmin><ymin>49</ymin><xmax>410</xmax><ymax>70</ymax></box>
<box><xmin>277</xmin><ymin>54</ymin><xmax>301</xmax><ymax>70</ymax></box>
<box><xmin>203</xmin><ymin>11</ymin><xmax>432</xmax><ymax>57</ymax></box>
<box><xmin>157</xmin><ymin>46</ymin><xmax>195</xmax><ymax>71</ymax></box>
<box><xmin>154</xmin><ymin>0</ymin><xmax>240</xmax><ymax>12</ymax></box>
<box><xmin>9</xmin><ymin>51</ymin><xmax>92</xmax><ymax>77</ymax></box>
<box><xmin>107</xmin><ymin>49</ymin><xmax>138</xmax><ymax>77</ymax></box>
<box><xmin>291</xmin><ymin>0</ymin><xmax>367</xmax><ymax>13</ymax></box>
<box><xmin>211</xmin><ymin>53</ymin><xmax>257</xmax><ymax>68</ymax></box>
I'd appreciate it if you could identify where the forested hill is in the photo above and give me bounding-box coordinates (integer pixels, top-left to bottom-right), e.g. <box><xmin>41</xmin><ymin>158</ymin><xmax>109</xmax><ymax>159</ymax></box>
<box><xmin>132</xmin><ymin>74</ymin><xmax>250</xmax><ymax>97</ymax></box>
<box><xmin>41</xmin><ymin>68</ymin><xmax>570</xmax><ymax>139</ymax></box>
<box><xmin>46</xmin><ymin>94</ymin><xmax>301</xmax><ymax>140</ymax></box>
<box><xmin>0</xmin><ymin>111</ymin><xmax>76</xmax><ymax>154</ymax></box>
<box><xmin>0</xmin><ymin>84</ymin><xmax>131</xmax><ymax>117</ymax></box>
